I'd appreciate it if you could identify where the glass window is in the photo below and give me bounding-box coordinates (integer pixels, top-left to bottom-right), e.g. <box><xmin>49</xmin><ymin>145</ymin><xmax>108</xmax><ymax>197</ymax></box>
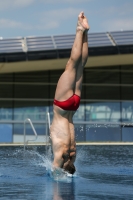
<box><xmin>49</xmin><ymin>70</ymin><xmax>63</xmax><ymax>99</ymax></box>
<box><xmin>84</xmin><ymin>67</ymin><xmax>120</xmax><ymax>84</ymax></box>
<box><xmin>13</xmin><ymin>123</ymin><xmax>46</xmax><ymax>135</ymax></box>
<box><xmin>85</xmin><ymin>85</ymin><xmax>120</xmax><ymax>100</ymax></box>
<box><xmin>0</xmin><ymin>101</ymin><xmax>13</xmax><ymax>121</ymax></box>
<box><xmin>73</xmin><ymin>103</ymin><xmax>85</xmax><ymax>121</ymax></box>
<box><xmin>121</xmin><ymin>86</ymin><xmax>133</xmax><ymax>101</ymax></box>
<box><xmin>0</xmin><ymin>73</ymin><xmax>13</xmax><ymax>82</ymax></box>
<box><xmin>14</xmin><ymin>101</ymin><xmax>48</xmax><ymax>121</ymax></box>
<box><xmin>0</xmin><ymin>124</ymin><xmax>13</xmax><ymax>142</ymax></box>
<box><xmin>14</xmin><ymin>84</ymin><xmax>49</xmax><ymax>99</ymax></box>
<box><xmin>14</xmin><ymin>71</ymin><xmax>49</xmax><ymax>83</ymax></box>
<box><xmin>121</xmin><ymin>65</ymin><xmax>133</xmax><ymax>122</ymax></box>
<box><xmin>85</xmin><ymin>102</ymin><xmax>121</xmax><ymax>122</ymax></box>
<box><xmin>84</xmin><ymin>67</ymin><xmax>120</xmax><ymax>100</ymax></box>
<box><xmin>50</xmin><ymin>70</ymin><xmax>63</xmax><ymax>83</ymax></box>
<box><xmin>121</xmin><ymin>101</ymin><xmax>133</xmax><ymax>123</ymax></box>
<box><xmin>49</xmin><ymin>85</ymin><xmax>56</xmax><ymax>99</ymax></box>
<box><xmin>14</xmin><ymin>71</ymin><xmax>49</xmax><ymax>98</ymax></box>
<box><xmin>1</xmin><ymin>65</ymin><xmax>133</xmax><ymax>142</ymax></box>
<box><xmin>0</xmin><ymin>83</ymin><xmax>13</xmax><ymax>98</ymax></box>
<box><xmin>86</xmin><ymin>124</ymin><xmax>121</xmax><ymax>141</ymax></box>
<box><xmin>121</xmin><ymin>65</ymin><xmax>133</xmax><ymax>84</ymax></box>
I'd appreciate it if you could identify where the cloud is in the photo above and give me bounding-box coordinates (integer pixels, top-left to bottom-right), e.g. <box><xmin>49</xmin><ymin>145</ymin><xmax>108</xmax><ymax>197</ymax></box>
<box><xmin>118</xmin><ymin>2</ymin><xmax>133</xmax><ymax>16</ymax></box>
<box><xmin>40</xmin><ymin>7</ymin><xmax>84</xmax><ymax>28</ymax></box>
<box><xmin>0</xmin><ymin>19</ymin><xmax>22</xmax><ymax>28</ymax></box>
<box><xmin>103</xmin><ymin>18</ymin><xmax>133</xmax><ymax>31</ymax></box>
<box><xmin>93</xmin><ymin>2</ymin><xmax>133</xmax><ymax>31</ymax></box>
<box><xmin>40</xmin><ymin>0</ymin><xmax>91</xmax><ymax>3</ymax></box>
<box><xmin>42</xmin><ymin>7</ymin><xmax>80</xmax><ymax>20</ymax></box>
<box><xmin>0</xmin><ymin>18</ymin><xmax>33</xmax><ymax>30</ymax></box>
<box><xmin>0</xmin><ymin>0</ymin><xmax>92</xmax><ymax>10</ymax></box>
<box><xmin>0</xmin><ymin>0</ymin><xmax>35</xmax><ymax>10</ymax></box>
<box><xmin>0</xmin><ymin>7</ymin><xmax>89</xmax><ymax>32</ymax></box>
<box><xmin>93</xmin><ymin>2</ymin><xmax>133</xmax><ymax>18</ymax></box>
<box><xmin>13</xmin><ymin>0</ymin><xmax>35</xmax><ymax>7</ymax></box>
<box><xmin>0</xmin><ymin>18</ymin><xmax>58</xmax><ymax>31</ymax></box>
<box><xmin>36</xmin><ymin>21</ymin><xmax>59</xmax><ymax>30</ymax></box>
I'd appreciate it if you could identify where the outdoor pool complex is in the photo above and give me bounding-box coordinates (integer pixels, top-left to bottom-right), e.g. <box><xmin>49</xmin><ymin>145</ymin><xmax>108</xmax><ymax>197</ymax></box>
<box><xmin>0</xmin><ymin>145</ymin><xmax>133</xmax><ymax>200</ymax></box>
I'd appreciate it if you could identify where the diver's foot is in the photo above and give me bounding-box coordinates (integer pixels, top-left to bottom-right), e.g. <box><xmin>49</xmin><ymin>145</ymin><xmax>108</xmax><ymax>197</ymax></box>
<box><xmin>77</xmin><ymin>11</ymin><xmax>90</xmax><ymax>32</ymax></box>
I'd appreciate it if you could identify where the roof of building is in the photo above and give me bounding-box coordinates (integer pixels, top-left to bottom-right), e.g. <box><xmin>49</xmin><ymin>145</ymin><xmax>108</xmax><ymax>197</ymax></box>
<box><xmin>0</xmin><ymin>30</ymin><xmax>133</xmax><ymax>63</ymax></box>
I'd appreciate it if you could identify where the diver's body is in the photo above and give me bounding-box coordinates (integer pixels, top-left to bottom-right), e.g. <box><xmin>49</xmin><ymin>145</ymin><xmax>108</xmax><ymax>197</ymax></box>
<box><xmin>50</xmin><ymin>11</ymin><xmax>90</xmax><ymax>174</ymax></box>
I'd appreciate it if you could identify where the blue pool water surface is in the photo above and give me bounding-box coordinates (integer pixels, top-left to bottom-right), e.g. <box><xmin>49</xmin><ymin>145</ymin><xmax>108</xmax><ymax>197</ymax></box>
<box><xmin>0</xmin><ymin>145</ymin><xmax>133</xmax><ymax>200</ymax></box>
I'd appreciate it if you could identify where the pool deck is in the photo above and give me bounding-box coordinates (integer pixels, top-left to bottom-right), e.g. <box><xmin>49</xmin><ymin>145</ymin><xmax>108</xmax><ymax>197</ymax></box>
<box><xmin>0</xmin><ymin>142</ymin><xmax>133</xmax><ymax>146</ymax></box>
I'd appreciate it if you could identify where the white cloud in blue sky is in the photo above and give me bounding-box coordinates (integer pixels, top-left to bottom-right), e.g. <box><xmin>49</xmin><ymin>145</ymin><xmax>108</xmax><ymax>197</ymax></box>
<box><xmin>0</xmin><ymin>0</ymin><xmax>35</xmax><ymax>10</ymax></box>
<box><xmin>0</xmin><ymin>0</ymin><xmax>133</xmax><ymax>38</ymax></box>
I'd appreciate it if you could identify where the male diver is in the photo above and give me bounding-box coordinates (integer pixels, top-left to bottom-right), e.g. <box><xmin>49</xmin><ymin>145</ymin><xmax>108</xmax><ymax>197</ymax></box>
<box><xmin>50</xmin><ymin>11</ymin><xmax>90</xmax><ymax>175</ymax></box>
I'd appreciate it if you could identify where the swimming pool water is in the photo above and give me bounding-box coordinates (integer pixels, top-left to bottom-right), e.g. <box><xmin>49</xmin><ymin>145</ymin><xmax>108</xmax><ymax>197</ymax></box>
<box><xmin>0</xmin><ymin>145</ymin><xmax>133</xmax><ymax>200</ymax></box>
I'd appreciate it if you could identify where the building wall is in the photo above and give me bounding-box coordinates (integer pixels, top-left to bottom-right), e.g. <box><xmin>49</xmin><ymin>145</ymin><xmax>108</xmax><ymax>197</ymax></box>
<box><xmin>0</xmin><ymin>65</ymin><xmax>133</xmax><ymax>143</ymax></box>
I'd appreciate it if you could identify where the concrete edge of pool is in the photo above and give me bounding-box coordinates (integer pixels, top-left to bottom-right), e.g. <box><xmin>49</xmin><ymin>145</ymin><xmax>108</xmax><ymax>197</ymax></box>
<box><xmin>0</xmin><ymin>142</ymin><xmax>133</xmax><ymax>146</ymax></box>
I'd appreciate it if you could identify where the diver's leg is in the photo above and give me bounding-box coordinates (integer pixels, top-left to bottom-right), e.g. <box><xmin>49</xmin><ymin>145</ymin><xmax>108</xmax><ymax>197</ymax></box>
<box><xmin>54</xmin><ymin>12</ymin><xmax>89</xmax><ymax>101</ymax></box>
<box><xmin>63</xmin><ymin>31</ymin><xmax>89</xmax><ymax>174</ymax></box>
<box><xmin>75</xmin><ymin>23</ymin><xmax>89</xmax><ymax>97</ymax></box>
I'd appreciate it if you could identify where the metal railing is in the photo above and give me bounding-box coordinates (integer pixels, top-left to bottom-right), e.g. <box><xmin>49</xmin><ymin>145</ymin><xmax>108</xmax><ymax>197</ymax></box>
<box><xmin>24</xmin><ymin>113</ymin><xmax>50</xmax><ymax>150</ymax></box>
<box><xmin>45</xmin><ymin>112</ymin><xmax>51</xmax><ymax>155</ymax></box>
<box><xmin>24</xmin><ymin>118</ymin><xmax>38</xmax><ymax>150</ymax></box>
<box><xmin>47</xmin><ymin>112</ymin><xmax>51</xmax><ymax>129</ymax></box>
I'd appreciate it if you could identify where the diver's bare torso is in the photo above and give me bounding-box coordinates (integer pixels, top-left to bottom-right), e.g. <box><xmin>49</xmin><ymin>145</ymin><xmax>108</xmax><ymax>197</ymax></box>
<box><xmin>50</xmin><ymin>105</ymin><xmax>76</xmax><ymax>171</ymax></box>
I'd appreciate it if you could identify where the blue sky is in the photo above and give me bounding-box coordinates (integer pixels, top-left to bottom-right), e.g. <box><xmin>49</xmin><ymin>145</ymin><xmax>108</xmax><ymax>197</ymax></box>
<box><xmin>0</xmin><ymin>0</ymin><xmax>133</xmax><ymax>38</ymax></box>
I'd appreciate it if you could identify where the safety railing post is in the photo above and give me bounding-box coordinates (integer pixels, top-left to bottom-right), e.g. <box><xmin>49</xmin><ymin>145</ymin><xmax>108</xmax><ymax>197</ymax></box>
<box><xmin>45</xmin><ymin>112</ymin><xmax>51</xmax><ymax>156</ymax></box>
<box><xmin>24</xmin><ymin>118</ymin><xmax>38</xmax><ymax>151</ymax></box>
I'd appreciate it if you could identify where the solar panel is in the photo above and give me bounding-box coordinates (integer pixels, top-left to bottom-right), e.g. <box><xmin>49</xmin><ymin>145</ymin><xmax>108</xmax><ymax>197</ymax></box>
<box><xmin>0</xmin><ymin>38</ymin><xmax>24</xmax><ymax>53</ymax></box>
<box><xmin>53</xmin><ymin>32</ymin><xmax>113</xmax><ymax>49</ymax></box>
<box><xmin>53</xmin><ymin>34</ymin><xmax>75</xmax><ymax>49</ymax></box>
<box><xmin>26</xmin><ymin>36</ymin><xmax>55</xmax><ymax>51</ymax></box>
<box><xmin>110</xmin><ymin>30</ymin><xmax>133</xmax><ymax>45</ymax></box>
<box><xmin>0</xmin><ymin>31</ymin><xmax>132</xmax><ymax>54</ymax></box>
<box><xmin>88</xmin><ymin>32</ymin><xmax>113</xmax><ymax>47</ymax></box>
